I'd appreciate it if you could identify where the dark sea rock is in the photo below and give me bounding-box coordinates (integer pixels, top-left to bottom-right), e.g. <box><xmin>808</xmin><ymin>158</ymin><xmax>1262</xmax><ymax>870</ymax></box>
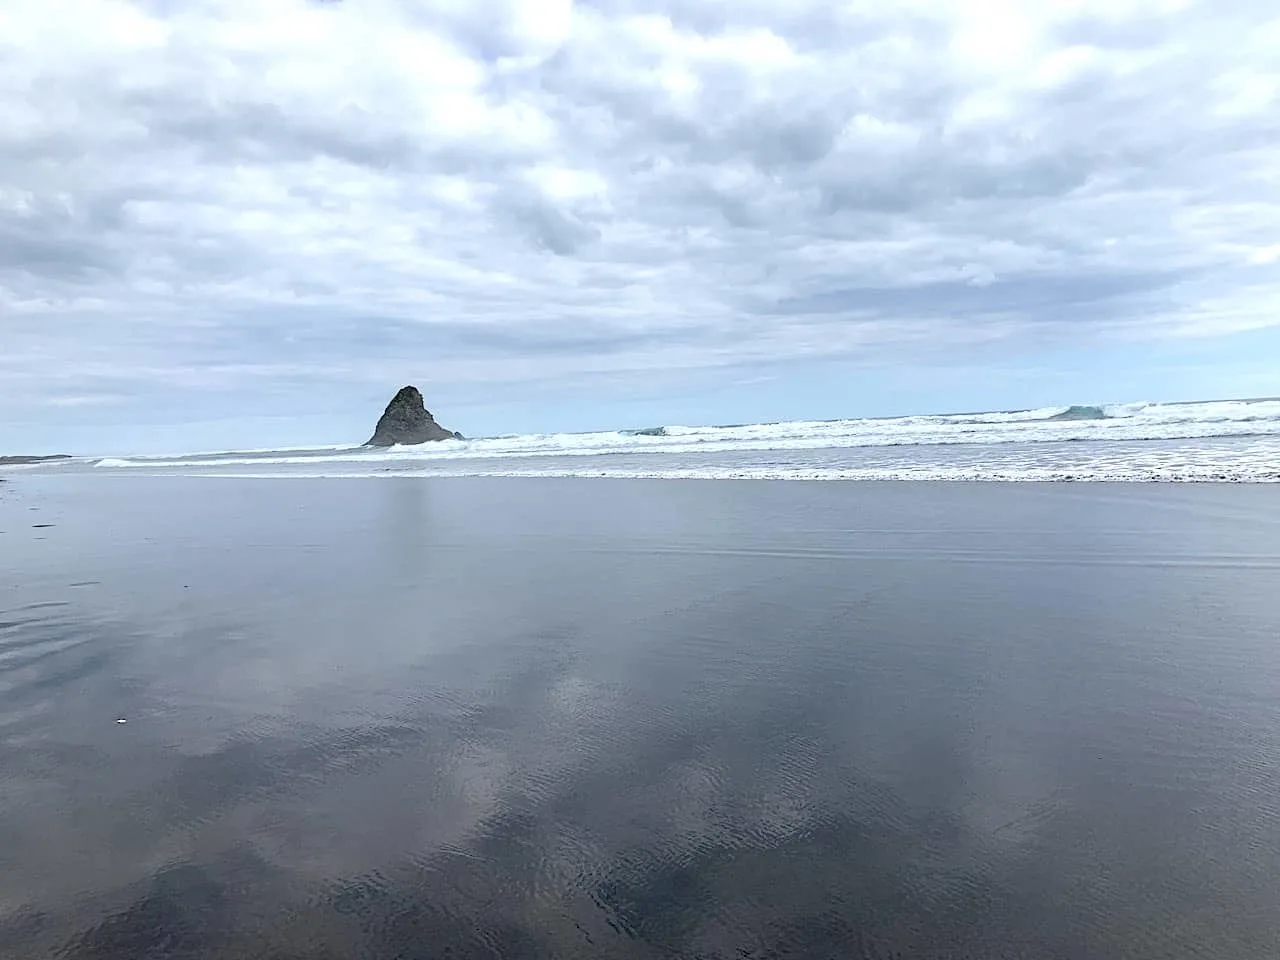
<box><xmin>366</xmin><ymin>387</ymin><xmax>461</xmax><ymax>446</ymax></box>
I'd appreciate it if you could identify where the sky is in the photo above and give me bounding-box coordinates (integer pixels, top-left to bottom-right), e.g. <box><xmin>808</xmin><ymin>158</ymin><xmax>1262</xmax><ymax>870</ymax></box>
<box><xmin>2</xmin><ymin>0</ymin><xmax>1279</xmax><ymax>454</ymax></box>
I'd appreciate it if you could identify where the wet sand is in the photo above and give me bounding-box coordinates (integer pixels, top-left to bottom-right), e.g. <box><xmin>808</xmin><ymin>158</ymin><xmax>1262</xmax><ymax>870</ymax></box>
<box><xmin>3</xmin><ymin>476</ymin><xmax>1280</xmax><ymax>958</ymax></box>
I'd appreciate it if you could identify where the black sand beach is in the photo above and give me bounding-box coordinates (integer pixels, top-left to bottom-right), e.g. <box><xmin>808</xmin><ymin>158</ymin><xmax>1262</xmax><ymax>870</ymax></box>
<box><xmin>3</xmin><ymin>477</ymin><xmax>1280</xmax><ymax>958</ymax></box>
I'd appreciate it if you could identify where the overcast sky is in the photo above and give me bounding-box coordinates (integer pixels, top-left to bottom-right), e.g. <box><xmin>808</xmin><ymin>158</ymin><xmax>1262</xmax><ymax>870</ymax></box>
<box><xmin>3</xmin><ymin>0</ymin><xmax>1279</xmax><ymax>453</ymax></box>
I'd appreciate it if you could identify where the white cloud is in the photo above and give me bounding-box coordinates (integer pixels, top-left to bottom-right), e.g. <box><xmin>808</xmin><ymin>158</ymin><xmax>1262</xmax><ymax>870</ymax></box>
<box><xmin>1</xmin><ymin>0</ymin><xmax>1278</xmax><ymax>434</ymax></box>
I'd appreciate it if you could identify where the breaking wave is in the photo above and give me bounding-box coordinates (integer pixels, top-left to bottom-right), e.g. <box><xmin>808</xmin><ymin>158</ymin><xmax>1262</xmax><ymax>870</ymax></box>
<box><xmin>1048</xmin><ymin>405</ymin><xmax>1109</xmax><ymax>421</ymax></box>
<box><xmin>80</xmin><ymin>397</ymin><xmax>1280</xmax><ymax>482</ymax></box>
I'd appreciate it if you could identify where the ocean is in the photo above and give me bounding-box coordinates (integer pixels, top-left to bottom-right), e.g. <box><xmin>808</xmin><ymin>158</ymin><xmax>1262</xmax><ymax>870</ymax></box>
<box><xmin>2</xmin><ymin>404</ymin><xmax>1280</xmax><ymax>958</ymax></box>
<box><xmin>68</xmin><ymin>397</ymin><xmax>1280</xmax><ymax>481</ymax></box>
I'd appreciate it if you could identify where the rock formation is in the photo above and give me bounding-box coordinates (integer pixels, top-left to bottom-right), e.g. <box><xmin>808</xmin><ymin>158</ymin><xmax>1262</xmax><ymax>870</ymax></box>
<box><xmin>365</xmin><ymin>386</ymin><xmax>461</xmax><ymax>446</ymax></box>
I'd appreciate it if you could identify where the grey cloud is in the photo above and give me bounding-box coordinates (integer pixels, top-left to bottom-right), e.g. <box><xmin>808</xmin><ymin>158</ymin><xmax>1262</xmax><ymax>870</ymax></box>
<box><xmin>497</xmin><ymin>188</ymin><xmax>603</xmax><ymax>256</ymax></box>
<box><xmin>772</xmin><ymin>269</ymin><xmax>1196</xmax><ymax>322</ymax></box>
<box><xmin>0</xmin><ymin>231</ymin><xmax>117</xmax><ymax>281</ymax></box>
<box><xmin>0</xmin><ymin>200</ymin><xmax>127</xmax><ymax>282</ymax></box>
<box><xmin>1</xmin><ymin>0</ymin><xmax>1278</xmax><ymax>436</ymax></box>
<box><xmin>135</xmin><ymin>95</ymin><xmax>424</xmax><ymax>171</ymax></box>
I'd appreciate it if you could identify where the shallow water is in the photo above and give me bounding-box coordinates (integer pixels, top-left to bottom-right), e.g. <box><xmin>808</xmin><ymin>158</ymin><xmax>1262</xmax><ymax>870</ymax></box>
<box><xmin>3</xmin><ymin>477</ymin><xmax>1280</xmax><ymax>958</ymax></box>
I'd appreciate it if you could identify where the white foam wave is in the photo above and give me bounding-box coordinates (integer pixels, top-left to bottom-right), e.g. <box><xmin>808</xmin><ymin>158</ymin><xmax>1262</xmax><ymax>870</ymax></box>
<box><xmin>99</xmin><ymin>435</ymin><xmax>1280</xmax><ymax>483</ymax></box>
<box><xmin>92</xmin><ymin>397</ymin><xmax>1280</xmax><ymax>471</ymax></box>
<box><xmin>111</xmin><ymin>442</ymin><xmax>357</xmax><ymax>461</ymax></box>
<box><xmin>176</xmin><ymin>464</ymin><xmax>1280</xmax><ymax>482</ymax></box>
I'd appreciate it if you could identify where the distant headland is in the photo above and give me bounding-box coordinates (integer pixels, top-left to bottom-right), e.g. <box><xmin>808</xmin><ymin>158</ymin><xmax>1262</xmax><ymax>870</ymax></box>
<box><xmin>0</xmin><ymin>455</ymin><xmax>71</xmax><ymax>466</ymax></box>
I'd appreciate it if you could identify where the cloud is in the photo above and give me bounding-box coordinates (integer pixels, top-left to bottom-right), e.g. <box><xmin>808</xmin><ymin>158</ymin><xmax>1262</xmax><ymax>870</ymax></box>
<box><xmin>1</xmin><ymin>0</ymin><xmax>1278</xmax><ymax>434</ymax></box>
